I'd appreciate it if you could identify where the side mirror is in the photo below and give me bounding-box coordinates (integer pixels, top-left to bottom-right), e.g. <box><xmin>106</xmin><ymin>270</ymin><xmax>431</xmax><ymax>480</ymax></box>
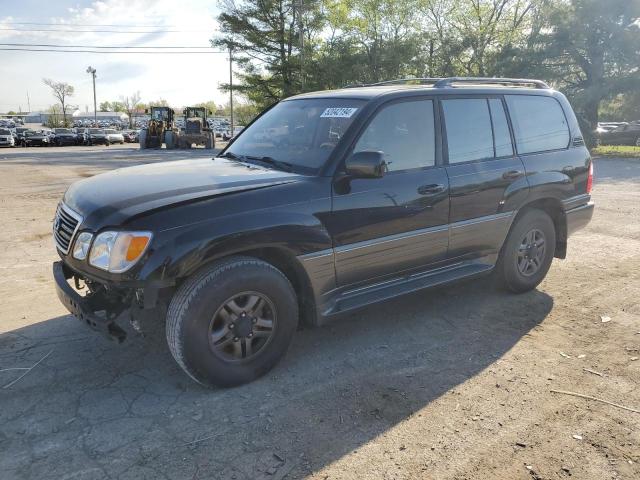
<box><xmin>345</xmin><ymin>151</ymin><xmax>386</xmax><ymax>179</ymax></box>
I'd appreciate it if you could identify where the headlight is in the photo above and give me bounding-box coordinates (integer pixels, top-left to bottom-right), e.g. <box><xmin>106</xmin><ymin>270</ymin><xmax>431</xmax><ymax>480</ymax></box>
<box><xmin>89</xmin><ymin>231</ymin><xmax>152</xmax><ymax>273</ymax></box>
<box><xmin>72</xmin><ymin>232</ymin><xmax>93</xmax><ymax>260</ymax></box>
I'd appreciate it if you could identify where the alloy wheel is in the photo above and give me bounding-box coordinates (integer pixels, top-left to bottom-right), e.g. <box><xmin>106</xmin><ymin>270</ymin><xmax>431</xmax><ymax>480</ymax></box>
<box><xmin>516</xmin><ymin>228</ymin><xmax>546</xmax><ymax>277</ymax></box>
<box><xmin>208</xmin><ymin>291</ymin><xmax>276</xmax><ymax>362</ymax></box>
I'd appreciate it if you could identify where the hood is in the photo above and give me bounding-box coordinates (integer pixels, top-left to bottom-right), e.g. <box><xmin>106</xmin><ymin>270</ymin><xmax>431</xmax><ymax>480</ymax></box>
<box><xmin>64</xmin><ymin>157</ymin><xmax>302</xmax><ymax>228</ymax></box>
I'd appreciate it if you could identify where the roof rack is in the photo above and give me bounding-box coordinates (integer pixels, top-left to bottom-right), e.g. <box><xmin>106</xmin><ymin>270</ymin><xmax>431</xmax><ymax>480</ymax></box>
<box><xmin>345</xmin><ymin>77</ymin><xmax>550</xmax><ymax>89</ymax></box>
<box><xmin>434</xmin><ymin>77</ymin><xmax>550</xmax><ymax>89</ymax></box>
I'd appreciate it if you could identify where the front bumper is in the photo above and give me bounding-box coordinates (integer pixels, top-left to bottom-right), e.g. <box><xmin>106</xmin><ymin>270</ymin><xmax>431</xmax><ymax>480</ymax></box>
<box><xmin>566</xmin><ymin>201</ymin><xmax>594</xmax><ymax>236</ymax></box>
<box><xmin>53</xmin><ymin>261</ymin><xmax>127</xmax><ymax>342</ymax></box>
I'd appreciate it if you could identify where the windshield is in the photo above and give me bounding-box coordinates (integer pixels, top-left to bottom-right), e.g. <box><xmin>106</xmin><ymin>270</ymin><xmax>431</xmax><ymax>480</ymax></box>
<box><xmin>225</xmin><ymin>98</ymin><xmax>365</xmax><ymax>173</ymax></box>
<box><xmin>24</xmin><ymin>130</ymin><xmax>35</xmax><ymax>137</ymax></box>
<box><xmin>55</xmin><ymin>128</ymin><xmax>71</xmax><ymax>133</ymax></box>
<box><xmin>0</xmin><ymin>129</ymin><xmax>10</xmax><ymax>135</ymax></box>
<box><xmin>16</xmin><ymin>127</ymin><xmax>28</xmax><ymax>133</ymax></box>
<box><xmin>90</xmin><ymin>129</ymin><xmax>104</xmax><ymax>134</ymax></box>
<box><xmin>105</xmin><ymin>129</ymin><xmax>117</xmax><ymax>134</ymax></box>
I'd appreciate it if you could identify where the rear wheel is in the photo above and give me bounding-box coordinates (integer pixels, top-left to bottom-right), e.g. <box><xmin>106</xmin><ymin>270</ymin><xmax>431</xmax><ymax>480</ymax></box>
<box><xmin>496</xmin><ymin>209</ymin><xmax>556</xmax><ymax>293</ymax></box>
<box><xmin>166</xmin><ymin>257</ymin><xmax>298</xmax><ymax>387</ymax></box>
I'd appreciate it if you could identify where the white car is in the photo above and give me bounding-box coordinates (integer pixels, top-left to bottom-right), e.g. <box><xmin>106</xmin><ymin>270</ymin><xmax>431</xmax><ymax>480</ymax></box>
<box><xmin>104</xmin><ymin>129</ymin><xmax>125</xmax><ymax>144</ymax></box>
<box><xmin>0</xmin><ymin>128</ymin><xmax>15</xmax><ymax>147</ymax></box>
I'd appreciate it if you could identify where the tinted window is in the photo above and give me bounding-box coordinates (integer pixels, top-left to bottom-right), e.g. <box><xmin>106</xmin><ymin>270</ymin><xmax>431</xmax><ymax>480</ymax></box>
<box><xmin>506</xmin><ymin>95</ymin><xmax>570</xmax><ymax>154</ymax></box>
<box><xmin>354</xmin><ymin>100</ymin><xmax>435</xmax><ymax>171</ymax></box>
<box><xmin>442</xmin><ymin>99</ymin><xmax>494</xmax><ymax>163</ymax></box>
<box><xmin>489</xmin><ymin>99</ymin><xmax>513</xmax><ymax>157</ymax></box>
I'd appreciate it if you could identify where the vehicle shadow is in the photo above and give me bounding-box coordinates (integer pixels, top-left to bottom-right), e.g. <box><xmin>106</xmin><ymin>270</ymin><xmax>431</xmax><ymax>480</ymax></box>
<box><xmin>0</xmin><ymin>279</ymin><xmax>552</xmax><ymax>479</ymax></box>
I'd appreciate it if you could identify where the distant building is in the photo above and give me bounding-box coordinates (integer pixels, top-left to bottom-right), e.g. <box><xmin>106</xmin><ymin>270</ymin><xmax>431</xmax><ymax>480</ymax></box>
<box><xmin>72</xmin><ymin>111</ymin><xmax>129</xmax><ymax>123</ymax></box>
<box><xmin>25</xmin><ymin>111</ymin><xmax>51</xmax><ymax>124</ymax></box>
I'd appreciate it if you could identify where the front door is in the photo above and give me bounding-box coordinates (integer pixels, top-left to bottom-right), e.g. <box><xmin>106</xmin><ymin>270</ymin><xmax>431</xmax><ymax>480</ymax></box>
<box><xmin>440</xmin><ymin>96</ymin><xmax>528</xmax><ymax>260</ymax></box>
<box><xmin>328</xmin><ymin>98</ymin><xmax>450</xmax><ymax>287</ymax></box>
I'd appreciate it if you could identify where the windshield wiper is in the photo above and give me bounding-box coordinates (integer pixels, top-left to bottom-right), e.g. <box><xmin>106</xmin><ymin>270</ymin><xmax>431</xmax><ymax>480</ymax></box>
<box><xmin>244</xmin><ymin>155</ymin><xmax>294</xmax><ymax>172</ymax></box>
<box><xmin>217</xmin><ymin>151</ymin><xmax>243</xmax><ymax>161</ymax></box>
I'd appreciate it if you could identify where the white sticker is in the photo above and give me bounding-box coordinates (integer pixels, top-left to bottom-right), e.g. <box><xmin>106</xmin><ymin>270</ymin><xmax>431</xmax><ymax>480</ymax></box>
<box><xmin>320</xmin><ymin>107</ymin><xmax>358</xmax><ymax>118</ymax></box>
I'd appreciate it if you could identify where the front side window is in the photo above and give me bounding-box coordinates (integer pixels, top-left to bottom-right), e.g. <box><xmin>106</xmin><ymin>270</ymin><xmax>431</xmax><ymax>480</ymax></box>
<box><xmin>505</xmin><ymin>95</ymin><xmax>570</xmax><ymax>154</ymax></box>
<box><xmin>226</xmin><ymin>98</ymin><xmax>365</xmax><ymax>174</ymax></box>
<box><xmin>442</xmin><ymin>99</ymin><xmax>494</xmax><ymax>164</ymax></box>
<box><xmin>353</xmin><ymin>100</ymin><xmax>435</xmax><ymax>171</ymax></box>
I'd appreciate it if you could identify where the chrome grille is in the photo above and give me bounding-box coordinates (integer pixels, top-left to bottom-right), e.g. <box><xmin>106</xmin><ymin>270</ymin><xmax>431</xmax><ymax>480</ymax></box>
<box><xmin>53</xmin><ymin>203</ymin><xmax>82</xmax><ymax>254</ymax></box>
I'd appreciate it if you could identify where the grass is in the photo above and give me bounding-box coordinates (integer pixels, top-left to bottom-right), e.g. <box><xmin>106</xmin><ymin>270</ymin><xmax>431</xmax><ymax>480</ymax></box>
<box><xmin>592</xmin><ymin>145</ymin><xmax>640</xmax><ymax>158</ymax></box>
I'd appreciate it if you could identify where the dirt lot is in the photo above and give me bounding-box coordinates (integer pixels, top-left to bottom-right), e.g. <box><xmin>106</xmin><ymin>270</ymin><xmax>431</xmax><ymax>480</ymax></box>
<box><xmin>0</xmin><ymin>145</ymin><xmax>638</xmax><ymax>480</ymax></box>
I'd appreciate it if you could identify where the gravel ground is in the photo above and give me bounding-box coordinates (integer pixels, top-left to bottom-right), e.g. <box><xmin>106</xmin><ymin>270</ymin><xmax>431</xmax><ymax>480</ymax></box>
<box><xmin>0</xmin><ymin>146</ymin><xmax>638</xmax><ymax>480</ymax></box>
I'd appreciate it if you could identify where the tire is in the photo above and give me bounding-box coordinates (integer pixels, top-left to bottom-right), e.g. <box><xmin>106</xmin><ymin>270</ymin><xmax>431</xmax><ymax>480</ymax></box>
<box><xmin>105</xmin><ymin>141</ymin><xmax>110</xmax><ymax>147</ymax></box>
<box><xmin>495</xmin><ymin>209</ymin><xmax>556</xmax><ymax>293</ymax></box>
<box><xmin>166</xmin><ymin>256</ymin><xmax>298</xmax><ymax>387</ymax></box>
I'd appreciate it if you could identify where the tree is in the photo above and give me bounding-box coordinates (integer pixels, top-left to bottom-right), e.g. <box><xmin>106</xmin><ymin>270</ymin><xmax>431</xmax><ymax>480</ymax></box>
<box><xmin>121</xmin><ymin>91</ymin><xmax>142</xmax><ymax>128</ymax></box>
<box><xmin>214</xmin><ymin>0</ymin><xmax>313</xmax><ymax>107</ymax></box>
<box><xmin>99</xmin><ymin>101</ymin><xmax>111</xmax><ymax>112</ymax></box>
<box><xmin>43</xmin><ymin>78</ymin><xmax>74</xmax><ymax>127</ymax></box>
<box><xmin>505</xmin><ymin>0</ymin><xmax>640</xmax><ymax>140</ymax></box>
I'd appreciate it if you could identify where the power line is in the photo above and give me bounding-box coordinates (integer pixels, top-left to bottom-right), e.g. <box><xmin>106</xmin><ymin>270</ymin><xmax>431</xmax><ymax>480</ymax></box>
<box><xmin>1</xmin><ymin>43</ymin><xmax>212</xmax><ymax>49</ymax></box>
<box><xmin>3</xmin><ymin>22</ymin><xmax>178</xmax><ymax>27</ymax></box>
<box><xmin>0</xmin><ymin>27</ymin><xmax>210</xmax><ymax>34</ymax></box>
<box><xmin>0</xmin><ymin>47</ymin><xmax>226</xmax><ymax>54</ymax></box>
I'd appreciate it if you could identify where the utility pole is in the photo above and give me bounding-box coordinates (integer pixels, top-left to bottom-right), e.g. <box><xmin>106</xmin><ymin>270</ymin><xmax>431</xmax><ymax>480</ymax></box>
<box><xmin>26</xmin><ymin>91</ymin><xmax>31</xmax><ymax>112</ymax></box>
<box><xmin>229</xmin><ymin>46</ymin><xmax>234</xmax><ymax>135</ymax></box>
<box><xmin>86</xmin><ymin>66</ymin><xmax>97</xmax><ymax>125</ymax></box>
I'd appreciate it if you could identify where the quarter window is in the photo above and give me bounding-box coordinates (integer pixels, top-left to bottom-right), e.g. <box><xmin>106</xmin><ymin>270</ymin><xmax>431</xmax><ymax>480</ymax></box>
<box><xmin>442</xmin><ymin>99</ymin><xmax>495</xmax><ymax>163</ymax></box>
<box><xmin>505</xmin><ymin>95</ymin><xmax>570</xmax><ymax>154</ymax></box>
<box><xmin>353</xmin><ymin>100</ymin><xmax>435</xmax><ymax>171</ymax></box>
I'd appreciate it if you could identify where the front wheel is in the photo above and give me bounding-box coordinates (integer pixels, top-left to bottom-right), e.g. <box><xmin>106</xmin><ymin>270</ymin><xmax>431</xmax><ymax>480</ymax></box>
<box><xmin>166</xmin><ymin>257</ymin><xmax>298</xmax><ymax>387</ymax></box>
<box><xmin>495</xmin><ymin>209</ymin><xmax>556</xmax><ymax>293</ymax></box>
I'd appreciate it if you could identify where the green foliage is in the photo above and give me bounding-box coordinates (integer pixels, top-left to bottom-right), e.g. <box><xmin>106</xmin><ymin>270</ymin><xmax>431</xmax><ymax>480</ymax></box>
<box><xmin>592</xmin><ymin>145</ymin><xmax>640</xmax><ymax>158</ymax></box>
<box><xmin>214</xmin><ymin>0</ymin><xmax>640</xmax><ymax>129</ymax></box>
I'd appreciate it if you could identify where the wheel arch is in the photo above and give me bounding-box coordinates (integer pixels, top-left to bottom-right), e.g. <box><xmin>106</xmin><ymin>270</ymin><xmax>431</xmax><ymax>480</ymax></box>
<box><xmin>176</xmin><ymin>245</ymin><xmax>318</xmax><ymax>327</ymax></box>
<box><xmin>512</xmin><ymin>197</ymin><xmax>567</xmax><ymax>259</ymax></box>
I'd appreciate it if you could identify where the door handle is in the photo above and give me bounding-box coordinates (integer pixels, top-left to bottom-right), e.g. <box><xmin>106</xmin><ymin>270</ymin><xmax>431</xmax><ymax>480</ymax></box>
<box><xmin>502</xmin><ymin>170</ymin><xmax>524</xmax><ymax>180</ymax></box>
<box><xmin>418</xmin><ymin>184</ymin><xmax>446</xmax><ymax>195</ymax></box>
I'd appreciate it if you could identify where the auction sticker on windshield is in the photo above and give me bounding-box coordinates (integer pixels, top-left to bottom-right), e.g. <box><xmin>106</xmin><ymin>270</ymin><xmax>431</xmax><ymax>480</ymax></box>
<box><xmin>320</xmin><ymin>107</ymin><xmax>358</xmax><ymax>118</ymax></box>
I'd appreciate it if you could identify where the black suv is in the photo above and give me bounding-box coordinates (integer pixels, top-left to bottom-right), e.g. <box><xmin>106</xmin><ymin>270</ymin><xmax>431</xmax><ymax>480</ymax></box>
<box><xmin>53</xmin><ymin>77</ymin><xmax>594</xmax><ymax>387</ymax></box>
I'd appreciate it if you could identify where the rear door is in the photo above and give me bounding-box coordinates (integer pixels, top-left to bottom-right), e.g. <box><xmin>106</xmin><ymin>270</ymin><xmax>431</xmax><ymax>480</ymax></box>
<box><xmin>329</xmin><ymin>97</ymin><xmax>450</xmax><ymax>287</ymax></box>
<box><xmin>440</xmin><ymin>96</ymin><xmax>528</xmax><ymax>260</ymax></box>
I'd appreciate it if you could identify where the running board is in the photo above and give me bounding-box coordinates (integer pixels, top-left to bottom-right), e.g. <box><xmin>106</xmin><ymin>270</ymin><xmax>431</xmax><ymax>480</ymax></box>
<box><xmin>323</xmin><ymin>262</ymin><xmax>494</xmax><ymax>317</ymax></box>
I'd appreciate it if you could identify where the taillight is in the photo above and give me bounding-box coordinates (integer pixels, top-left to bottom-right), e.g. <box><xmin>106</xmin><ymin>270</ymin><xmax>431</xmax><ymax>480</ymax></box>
<box><xmin>586</xmin><ymin>161</ymin><xmax>593</xmax><ymax>194</ymax></box>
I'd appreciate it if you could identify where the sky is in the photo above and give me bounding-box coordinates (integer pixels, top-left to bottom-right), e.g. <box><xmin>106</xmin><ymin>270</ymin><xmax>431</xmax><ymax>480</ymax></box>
<box><xmin>0</xmin><ymin>0</ymin><xmax>231</xmax><ymax>113</ymax></box>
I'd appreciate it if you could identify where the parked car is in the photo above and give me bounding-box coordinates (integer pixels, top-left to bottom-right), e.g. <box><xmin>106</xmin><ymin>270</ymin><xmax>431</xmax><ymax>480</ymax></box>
<box><xmin>222</xmin><ymin>126</ymin><xmax>244</xmax><ymax>141</ymax></box>
<box><xmin>597</xmin><ymin>123</ymin><xmax>640</xmax><ymax>146</ymax></box>
<box><xmin>13</xmin><ymin>127</ymin><xmax>30</xmax><ymax>144</ymax></box>
<box><xmin>84</xmin><ymin>128</ymin><xmax>110</xmax><ymax>146</ymax></box>
<box><xmin>104</xmin><ymin>129</ymin><xmax>125</xmax><ymax>144</ymax></box>
<box><xmin>0</xmin><ymin>128</ymin><xmax>15</xmax><ymax>147</ymax></box>
<box><xmin>21</xmin><ymin>130</ymin><xmax>50</xmax><ymax>147</ymax></box>
<box><xmin>53</xmin><ymin>77</ymin><xmax>594</xmax><ymax>388</ymax></box>
<box><xmin>53</xmin><ymin>128</ymin><xmax>78</xmax><ymax>146</ymax></box>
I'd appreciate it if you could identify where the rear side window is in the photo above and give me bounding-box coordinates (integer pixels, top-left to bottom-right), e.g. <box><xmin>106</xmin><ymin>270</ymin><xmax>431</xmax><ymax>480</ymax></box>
<box><xmin>354</xmin><ymin>100</ymin><xmax>435</xmax><ymax>171</ymax></box>
<box><xmin>442</xmin><ymin>99</ymin><xmax>495</xmax><ymax>163</ymax></box>
<box><xmin>505</xmin><ymin>95</ymin><xmax>570</xmax><ymax>154</ymax></box>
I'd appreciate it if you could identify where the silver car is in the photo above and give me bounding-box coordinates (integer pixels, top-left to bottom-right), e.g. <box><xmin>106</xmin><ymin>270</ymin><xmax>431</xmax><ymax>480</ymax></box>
<box><xmin>104</xmin><ymin>129</ymin><xmax>125</xmax><ymax>144</ymax></box>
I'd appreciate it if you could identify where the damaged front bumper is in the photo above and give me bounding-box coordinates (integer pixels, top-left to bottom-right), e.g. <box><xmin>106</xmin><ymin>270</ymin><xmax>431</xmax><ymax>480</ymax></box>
<box><xmin>53</xmin><ymin>261</ymin><xmax>129</xmax><ymax>342</ymax></box>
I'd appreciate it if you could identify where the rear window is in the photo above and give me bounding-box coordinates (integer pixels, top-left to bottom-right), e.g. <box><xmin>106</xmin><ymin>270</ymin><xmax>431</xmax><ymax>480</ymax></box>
<box><xmin>505</xmin><ymin>95</ymin><xmax>570</xmax><ymax>154</ymax></box>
